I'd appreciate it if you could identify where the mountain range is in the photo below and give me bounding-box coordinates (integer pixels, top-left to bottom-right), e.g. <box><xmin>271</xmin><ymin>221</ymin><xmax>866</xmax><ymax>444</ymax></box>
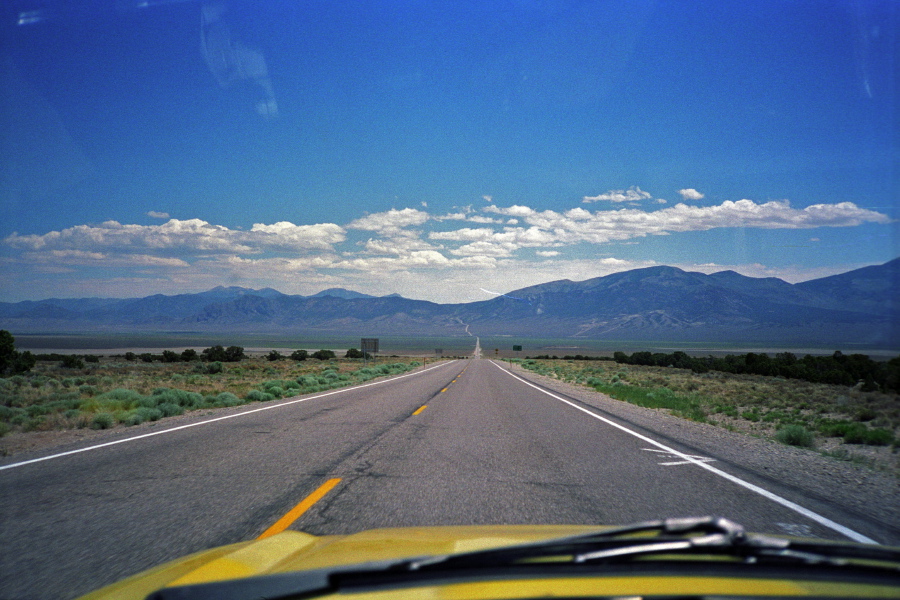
<box><xmin>2</xmin><ymin>259</ymin><xmax>897</xmax><ymax>347</ymax></box>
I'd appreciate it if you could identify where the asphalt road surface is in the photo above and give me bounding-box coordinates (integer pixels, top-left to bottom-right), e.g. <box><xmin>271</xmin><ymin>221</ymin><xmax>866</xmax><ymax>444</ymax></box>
<box><xmin>0</xmin><ymin>358</ymin><xmax>894</xmax><ymax>600</ymax></box>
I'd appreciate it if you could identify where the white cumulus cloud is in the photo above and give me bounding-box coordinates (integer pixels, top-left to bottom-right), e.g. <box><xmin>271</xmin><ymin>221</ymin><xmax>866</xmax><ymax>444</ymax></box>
<box><xmin>583</xmin><ymin>186</ymin><xmax>652</xmax><ymax>203</ymax></box>
<box><xmin>249</xmin><ymin>221</ymin><xmax>346</xmax><ymax>250</ymax></box>
<box><xmin>3</xmin><ymin>218</ymin><xmax>346</xmax><ymax>256</ymax></box>
<box><xmin>678</xmin><ymin>188</ymin><xmax>704</xmax><ymax>201</ymax></box>
<box><xmin>347</xmin><ymin>208</ymin><xmax>430</xmax><ymax>235</ymax></box>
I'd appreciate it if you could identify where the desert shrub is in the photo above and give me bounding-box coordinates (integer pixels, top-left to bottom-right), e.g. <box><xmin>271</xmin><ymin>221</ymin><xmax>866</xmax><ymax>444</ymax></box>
<box><xmin>194</xmin><ymin>361</ymin><xmax>223</xmax><ymax>374</ymax></box>
<box><xmin>136</xmin><ymin>406</ymin><xmax>163</xmax><ymax>421</ymax></box>
<box><xmin>290</xmin><ymin>349</ymin><xmax>308</xmax><ymax>361</ymax></box>
<box><xmin>775</xmin><ymin>425</ymin><xmax>814</xmax><ymax>448</ymax></box>
<box><xmin>245</xmin><ymin>390</ymin><xmax>274</xmax><ymax>403</ymax></box>
<box><xmin>156</xmin><ymin>402</ymin><xmax>184</xmax><ymax>417</ymax></box>
<box><xmin>209</xmin><ymin>392</ymin><xmax>241</xmax><ymax>407</ymax></box>
<box><xmin>261</xmin><ymin>380</ymin><xmax>294</xmax><ymax>394</ymax></box>
<box><xmin>91</xmin><ymin>412</ymin><xmax>115</xmax><ymax>429</ymax></box>
<box><xmin>311</xmin><ymin>349</ymin><xmax>336</xmax><ymax>361</ymax></box>
<box><xmin>60</xmin><ymin>355</ymin><xmax>84</xmax><ymax>369</ymax></box>
<box><xmin>321</xmin><ymin>369</ymin><xmax>340</xmax><ymax>381</ymax></box>
<box><xmin>297</xmin><ymin>375</ymin><xmax>318</xmax><ymax>388</ymax></box>
<box><xmin>25</xmin><ymin>404</ymin><xmax>49</xmax><ymax>417</ymax></box>
<box><xmin>818</xmin><ymin>420</ymin><xmax>854</xmax><ymax>437</ymax></box>
<box><xmin>267</xmin><ymin>351</ymin><xmax>284</xmax><ymax>361</ymax></box>
<box><xmin>152</xmin><ymin>388</ymin><xmax>204</xmax><ymax>408</ymax></box>
<box><xmin>862</xmin><ymin>428</ymin><xmax>894</xmax><ymax>446</ymax></box>
<box><xmin>121</xmin><ymin>406</ymin><xmax>164</xmax><ymax>425</ymax></box>
<box><xmin>23</xmin><ymin>416</ymin><xmax>46</xmax><ymax>431</ymax></box>
<box><xmin>122</xmin><ymin>411</ymin><xmax>146</xmax><ymax>426</ymax></box>
<box><xmin>201</xmin><ymin>346</ymin><xmax>245</xmax><ymax>362</ymax></box>
<box><xmin>0</xmin><ymin>422</ymin><xmax>9</xmax><ymax>437</ymax></box>
<box><xmin>837</xmin><ymin>422</ymin><xmax>894</xmax><ymax>446</ymax></box>
<box><xmin>841</xmin><ymin>422</ymin><xmax>869</xmax><ymax>444</ymax></box>
<box><xmin>99</xmin><ymin>388</ymin><xmax>144</xmax><ymax>406</ymax></box>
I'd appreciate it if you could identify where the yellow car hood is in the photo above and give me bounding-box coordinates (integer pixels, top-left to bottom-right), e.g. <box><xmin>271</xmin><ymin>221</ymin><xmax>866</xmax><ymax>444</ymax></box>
<box><xmin>78</xmin><ymin>525</ymin><xmax>601</xmax><ymax>600</ymax></box>
<box><xmin>78</xmin><ymin>525</ymin><xmax>898</xmax><ymax>600</ymax></box>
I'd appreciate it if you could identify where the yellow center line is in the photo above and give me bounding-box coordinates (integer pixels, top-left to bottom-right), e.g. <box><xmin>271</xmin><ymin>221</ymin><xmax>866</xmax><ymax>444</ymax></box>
<box><xmin>412</xmin><ymin>404</ymin><xmax>427</xmax><ymax>415</ymax></box>
<box><xmin>440</xmin><ymin>387</ymin><xmax>448</xmax><ymax>393</ymax></box>
<box><xmin>258</xmin><ymin>478</ymin><xmax>341</xmax><ymax>539</ymax></box>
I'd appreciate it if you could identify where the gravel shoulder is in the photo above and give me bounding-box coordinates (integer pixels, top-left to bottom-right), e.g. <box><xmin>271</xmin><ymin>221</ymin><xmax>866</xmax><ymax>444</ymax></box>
<box><xmin>506</xmin><ymin>363</ymin><xmax>900</xmax><ymax>535</ymax></box>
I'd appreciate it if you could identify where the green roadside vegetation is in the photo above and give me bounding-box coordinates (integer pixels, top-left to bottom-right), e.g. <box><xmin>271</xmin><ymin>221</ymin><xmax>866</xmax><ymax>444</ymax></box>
<box><xmin>516</xmin><ymin>355</ymin><xmax>899</xmax><ymax>462</ymax></box>
<box><xmin>0</xmin><ymin>332</ymin><xmax>420</xmax><ymax>440</ymax></box>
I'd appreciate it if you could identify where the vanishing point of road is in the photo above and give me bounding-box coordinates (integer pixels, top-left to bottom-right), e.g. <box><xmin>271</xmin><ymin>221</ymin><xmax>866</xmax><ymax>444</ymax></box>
<box><xmin>1</xmin><ymin>357</ymin><xmax>896</xmax><ymax>600</ymax></box>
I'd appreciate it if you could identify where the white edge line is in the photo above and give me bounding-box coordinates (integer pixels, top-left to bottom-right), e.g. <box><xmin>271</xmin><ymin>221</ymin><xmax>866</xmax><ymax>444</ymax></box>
<box><xmin>0</xmin><ymin>360</ymin><xmax>457</xmax><ymax>472</ymax></box>
<box><xmin>491</xmin><ymin>361</ymin><xmax>878</xmax><ymax>545</ymax></box>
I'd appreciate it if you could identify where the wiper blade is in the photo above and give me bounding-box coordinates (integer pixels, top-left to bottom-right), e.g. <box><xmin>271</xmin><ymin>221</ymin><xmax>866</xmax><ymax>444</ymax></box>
<box><xmin>405</xmin><ymin>516</ymin><xmax>748</xmax><ymax>569</ymax></box>
<box><xmin>404</xmin><ymin>516</ymin><xmax>899</xmax><ymax>572</ymax></box>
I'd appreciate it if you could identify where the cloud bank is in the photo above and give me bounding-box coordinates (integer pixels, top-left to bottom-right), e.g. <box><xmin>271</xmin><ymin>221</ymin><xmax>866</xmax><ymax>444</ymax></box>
<box><xmin>1</xmin><ymin>192</ymin><xmax>891</xmax><ymax>302</ymax></box>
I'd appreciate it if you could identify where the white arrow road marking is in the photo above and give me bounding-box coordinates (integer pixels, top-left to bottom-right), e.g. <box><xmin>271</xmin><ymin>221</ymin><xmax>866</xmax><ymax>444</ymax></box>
<box><xmin>643</xmin><ymin>448</ymin><xmax>716</xmax><ymax>465</ymax></box>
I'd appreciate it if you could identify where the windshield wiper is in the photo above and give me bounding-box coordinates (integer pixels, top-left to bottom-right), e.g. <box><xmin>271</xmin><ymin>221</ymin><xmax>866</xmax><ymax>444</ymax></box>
<box><xmin>403</xmin><ymin>516</ymin><xmax>897</xmax><ymax>571</ymax></box>
<box><xmin>148</xmin><ymin>517</ymin><xmax>899</xmax><ymax>600</ymax></box>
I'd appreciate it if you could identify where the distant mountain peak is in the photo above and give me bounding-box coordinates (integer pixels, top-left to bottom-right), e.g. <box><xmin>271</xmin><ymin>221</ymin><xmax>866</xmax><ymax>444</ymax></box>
<box><xmin>308</xmin><ymin>288</ymin><xmax>375</xmax><ymax>299</ymax></box>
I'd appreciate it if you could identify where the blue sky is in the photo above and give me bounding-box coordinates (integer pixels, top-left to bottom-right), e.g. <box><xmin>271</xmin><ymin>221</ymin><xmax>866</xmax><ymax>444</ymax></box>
<box><xmin>0</xmin><ymin>0</ymin><xmax>896</xmax><ymax>303</ymax></box>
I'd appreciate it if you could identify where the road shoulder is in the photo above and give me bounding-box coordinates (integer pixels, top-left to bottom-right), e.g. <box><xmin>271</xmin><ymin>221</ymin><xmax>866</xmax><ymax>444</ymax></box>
<box><xmin>503</xmin><ymin>362</ymin><xmax>900</xmax><ymax>537</ymax></box>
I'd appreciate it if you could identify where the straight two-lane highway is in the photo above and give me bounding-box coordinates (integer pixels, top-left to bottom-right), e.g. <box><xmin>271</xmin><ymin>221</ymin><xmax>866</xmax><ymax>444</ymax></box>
<box><xmin>0</xmin><ymin>358</ymin><xmax>893</xmax><ymax>600</ymax></box>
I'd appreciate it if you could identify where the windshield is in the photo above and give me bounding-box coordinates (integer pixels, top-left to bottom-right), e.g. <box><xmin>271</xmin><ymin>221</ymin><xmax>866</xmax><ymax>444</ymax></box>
<box><xmin>0</xmin><ymin>2</ymin><xmax>897</xmax><ymax>600</ymax></box>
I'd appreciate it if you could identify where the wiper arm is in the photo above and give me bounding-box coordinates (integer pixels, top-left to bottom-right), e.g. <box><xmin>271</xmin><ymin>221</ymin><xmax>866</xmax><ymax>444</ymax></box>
<box><xmin>406</xmin><ymin>516</ymin><xmax>898</xmax><ymax>572</ymax></box>
<box><xmin>406</xmin><ymin>516</ymin><xmax>749</xmax><ymax>570</ymax></box>
<box><xmin>573</xmin><ymin>530</ymin><xmax>846</xmax><ymax>565</ymax></box>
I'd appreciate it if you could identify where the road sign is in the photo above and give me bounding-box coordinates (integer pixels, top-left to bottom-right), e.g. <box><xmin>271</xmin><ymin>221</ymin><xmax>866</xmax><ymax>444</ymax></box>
<box><xmin>361</xmin><ymin>338</ymin><xmax>379</xmax><ymax>353</ymax></box>
<box><xmin>512</xmin><ymin>345</ymin><xmax>522</xmax><ymax>351</ymax></box>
